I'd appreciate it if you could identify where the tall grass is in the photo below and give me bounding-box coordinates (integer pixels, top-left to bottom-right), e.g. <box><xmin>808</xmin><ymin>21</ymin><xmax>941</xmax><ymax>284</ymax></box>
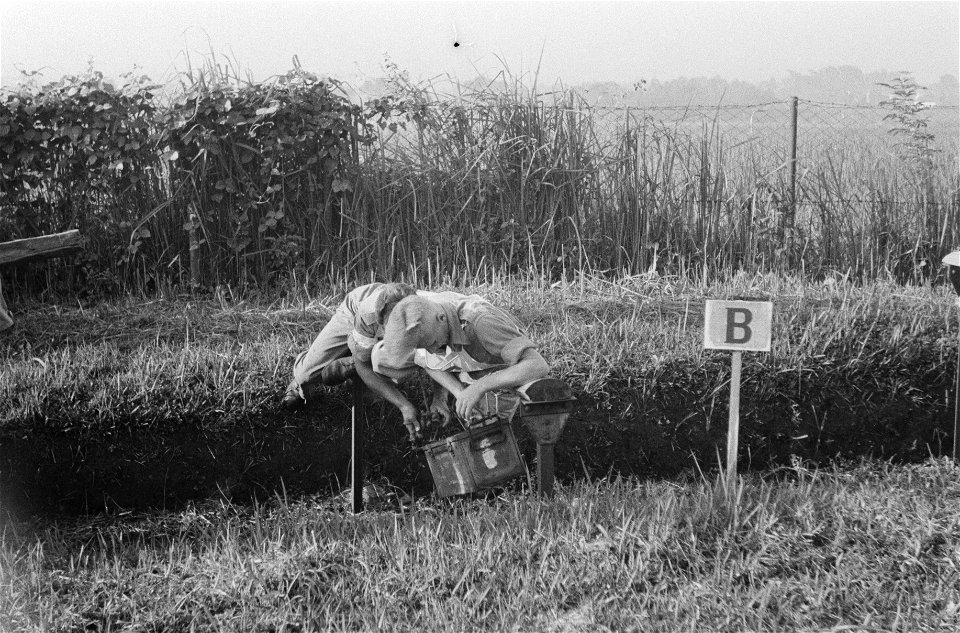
<box><xmin>340</xmin><ymin>74</ymin><xmax>959</xmax><ymax>286</ymax></box>
<box><xmin>2</xmin><ymin>58</ymin><xmax>958</xmax><ymax>293</ymax></box>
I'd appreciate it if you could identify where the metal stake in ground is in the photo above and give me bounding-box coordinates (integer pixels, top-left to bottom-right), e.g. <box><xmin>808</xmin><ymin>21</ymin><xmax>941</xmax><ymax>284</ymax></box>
<box><xmin>704</xmin><ymin>299</ymin><xmax>773</xmax><ymax>489</ymax></box>
<box><xmin>350</xmin><ymin>380</ymin><xmax>366</xmax><ymax>513</ymax></box>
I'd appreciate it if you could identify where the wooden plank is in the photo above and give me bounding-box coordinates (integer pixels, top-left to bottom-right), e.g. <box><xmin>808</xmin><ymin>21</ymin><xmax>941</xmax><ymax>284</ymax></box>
<box><xmin>0</xmin><ymin>230</ymin><xmax>83</xmax><ymax>266</ymax></box>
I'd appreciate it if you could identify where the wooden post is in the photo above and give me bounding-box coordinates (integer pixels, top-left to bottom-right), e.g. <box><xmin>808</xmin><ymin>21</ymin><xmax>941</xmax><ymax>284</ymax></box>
<box><xmin>350</xmin><ymin>380</ymin><xmax>366</xmax><ymax>513</ymax></box>
<box><xmin>941</xmin><ymin>254</ymin><xmax>960</xmax><ymax>461</ymax></box>
<box><xmin>517</xmin><ymin>378</ymin><xmax>575</xmax><ymax>498</ymax></box>
<box><xmin>726</xmin><ymin>351</ymin><xmax>743</xmax><ymax>489</ymax></box>
<box><xmin>537</xmin><ymin>443</ymin><xmax>555</xmax><ymax>497</ymax></box>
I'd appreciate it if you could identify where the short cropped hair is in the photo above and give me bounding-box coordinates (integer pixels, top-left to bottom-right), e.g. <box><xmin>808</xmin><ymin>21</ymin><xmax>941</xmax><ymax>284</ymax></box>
<box><xmin>374</xmin><ymin>283</ymin><xmax>417</xmax><ymax>323</ymax></box>
<box><xmin>379</xmin><ymin>296</ymin><xmax>443</xmax><ymax>370</ymax></box>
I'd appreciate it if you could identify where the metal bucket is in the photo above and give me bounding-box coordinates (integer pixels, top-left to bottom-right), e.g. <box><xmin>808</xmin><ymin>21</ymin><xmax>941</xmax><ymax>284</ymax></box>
<box><xmin>421</xmin><ymin>417</ymin><xmax>524</xmax><ymax>497</ymax></box>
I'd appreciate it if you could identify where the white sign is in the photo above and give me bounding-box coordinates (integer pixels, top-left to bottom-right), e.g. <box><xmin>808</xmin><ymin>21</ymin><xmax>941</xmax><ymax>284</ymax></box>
<box><xmin>704</xmin><ymin>300</ymin><xmax>773</xmax><ymax>352</ymax></box>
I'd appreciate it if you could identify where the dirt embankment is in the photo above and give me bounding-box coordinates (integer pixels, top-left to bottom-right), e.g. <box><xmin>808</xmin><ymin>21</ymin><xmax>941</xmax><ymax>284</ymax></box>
<box><xmin>1</xmin><ymin>292</ymin><xmax>956</xmax><ymax>516</ymax></box>
<box><xmin>1</xmin><ymin>362</ymin><xmax>951</xmax><ymax>517</ymax></box>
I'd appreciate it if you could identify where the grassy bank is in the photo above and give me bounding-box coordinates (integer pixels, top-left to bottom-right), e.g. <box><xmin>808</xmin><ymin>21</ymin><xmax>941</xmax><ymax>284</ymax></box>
<box><xmin>3</xmin><ymin>459</ymin><xmax>959</xmax><ymax>631</ymax></box>
<box><xmin>2</xmin><ymin>272</ymin><xmax>957</xmax><ymax>429</ymax></box>
<box><xmin>1</xmin><ymin>272</ymin><xmax>959</xmax><ymax>514</ymax></box>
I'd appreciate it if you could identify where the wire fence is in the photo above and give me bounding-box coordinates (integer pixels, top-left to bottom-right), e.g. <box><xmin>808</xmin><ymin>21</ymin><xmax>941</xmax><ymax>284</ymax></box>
<box><xmin>374</xmin><ymin>96</ymin><xmax>959</xmax><ymax>191</ymax></box>
<box><xmin>579</xmin><ymin>98</ymin><xmax>959</xmax><ymax>179</ymax></box>
<box><xmin>592</xmin><ymin>97</ymin><xmax>959</xmax><ymax>219</ymax></box>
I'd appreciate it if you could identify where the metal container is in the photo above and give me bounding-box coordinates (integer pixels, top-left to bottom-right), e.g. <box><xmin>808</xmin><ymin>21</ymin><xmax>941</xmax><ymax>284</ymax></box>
<box><xmin>421</xmin><ymin>417</ymin><xmax>524</xmax><ymax>497</ymax></box>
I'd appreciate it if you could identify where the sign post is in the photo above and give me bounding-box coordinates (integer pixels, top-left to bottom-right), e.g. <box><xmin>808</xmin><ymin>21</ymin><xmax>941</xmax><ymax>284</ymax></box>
<box><xmin>726</xmin><ymin>350</ymin><xmax>742</xmax><ymax>487</ymax></box>
<box><xmin>941</xmin><ymin>251</ymin><xmax>960</xmax><ymax>462</ymax></box>
<box><xmin>704</xmin><ymin>299</ymin><xmax>773</xmax><ymax>489</ymax></box>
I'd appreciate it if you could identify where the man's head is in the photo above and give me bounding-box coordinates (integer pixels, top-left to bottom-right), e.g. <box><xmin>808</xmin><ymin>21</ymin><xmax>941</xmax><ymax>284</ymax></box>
<box><xmin>375</xmin><ymin>283</ymin><xmax>417</xmax><ymax>324</ymax></box>
<box><xmin>379</xmin><ymin>296</ymin><xmax>450</xmax><ymax>370</ymax></box>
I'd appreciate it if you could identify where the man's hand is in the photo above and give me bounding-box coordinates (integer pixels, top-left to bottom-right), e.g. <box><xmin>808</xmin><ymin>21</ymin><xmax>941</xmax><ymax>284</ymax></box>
<box><xmin>429</xmin><ymin>394</ymin><xmax>452</xmax><ymax>426</ymax></box>
<box><xmin>400</xmin><ymin>404</ymin><xmax>422</xmax><ymax>442</ymax></box>
<box><xmin>455</xmin><ymin>383</ymin><xmax>485</xmax><ymax>421</ymax></box>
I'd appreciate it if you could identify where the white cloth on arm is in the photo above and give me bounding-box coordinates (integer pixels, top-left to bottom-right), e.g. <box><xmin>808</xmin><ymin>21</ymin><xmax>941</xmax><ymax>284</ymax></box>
<box><xmin>371</xmin><ymin>340</ymin><xmax>415</xmax><ymax>376</ymax></box>
<box><xmin>348</xmin><ymin>331</ymin><xmax>379</xmax><ymax>362</ymax></box>
<box><xmin>413</xmin><ymin>346</ymin><xmax>505</xmax><ymax>373</ymax></box>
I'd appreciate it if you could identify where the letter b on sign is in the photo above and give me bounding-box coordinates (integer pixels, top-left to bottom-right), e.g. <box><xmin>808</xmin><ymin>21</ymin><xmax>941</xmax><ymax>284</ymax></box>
<box><xmin>725</xmin><ymin>308</ymin><xmax>753</xmax><ymax>343</ymax></box>
<box><xmin>704</xmin><ymin>300</ymin><xmax>772</xmax><ymax>351</ymax></box>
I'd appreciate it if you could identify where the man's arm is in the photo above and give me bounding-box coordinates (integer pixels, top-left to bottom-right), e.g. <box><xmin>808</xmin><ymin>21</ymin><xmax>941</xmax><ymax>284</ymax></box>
<box><xmin>453</xmin><ymin>348</ymin><xmax>550</xmax><ymax>420</ymax></box>
<box><xmin>354</xmin><ymin>359</ymin><xmax>422</xmax><ymax>441</ymax></box>
<box><xmin>424</xmin><ymin>367</ymin><xmax>466</xmax><ymax>396</ymax></box>
<box><xmin>419</xmin><ymin>368</ymin><xmax>464</xmax><ymax>425</ymax></box>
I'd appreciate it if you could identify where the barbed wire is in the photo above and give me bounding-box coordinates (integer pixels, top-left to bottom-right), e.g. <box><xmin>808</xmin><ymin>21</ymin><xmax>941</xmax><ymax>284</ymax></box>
<box><xmin>406</xmin><ymin>97</ymin><xmax>958</xmax><ymax>114</ymax></box>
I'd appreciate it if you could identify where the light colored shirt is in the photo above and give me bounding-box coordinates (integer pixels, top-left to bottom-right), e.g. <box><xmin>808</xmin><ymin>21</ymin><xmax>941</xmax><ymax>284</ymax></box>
<box><xmin>350</xmin><ymin>287</ymin><xmax>482</xmax><ymax>361</ymax></box>
<box><xmin>432</xmin><ymin>299</ymin><xmax>537</xmax><ymax>367</ymax></box>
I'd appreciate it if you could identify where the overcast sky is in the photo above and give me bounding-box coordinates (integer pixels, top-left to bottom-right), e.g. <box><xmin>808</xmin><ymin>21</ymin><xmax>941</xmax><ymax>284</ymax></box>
<box><xmin>1</xmin><ymin>1</ymin><xmax>958</xmax><ymax>91</ymax></box>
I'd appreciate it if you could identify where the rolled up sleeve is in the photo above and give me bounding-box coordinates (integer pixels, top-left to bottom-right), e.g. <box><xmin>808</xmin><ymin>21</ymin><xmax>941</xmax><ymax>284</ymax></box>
<box><xmin>347</xmin><ymin>314</ymin><xmax>380</xmax><ymax>362</ymax></box>
<box><xmin>473</xmin><ymin>312</ymin><xmax>537</xmax><ymax>365</ymax></box>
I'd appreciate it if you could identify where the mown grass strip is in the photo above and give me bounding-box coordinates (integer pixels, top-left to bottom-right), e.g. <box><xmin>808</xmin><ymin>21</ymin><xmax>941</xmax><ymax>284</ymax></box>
<box><xmin>2</xmin><ymin>459</ymin><xmax>958</xmax><ymax>631</ymax></box>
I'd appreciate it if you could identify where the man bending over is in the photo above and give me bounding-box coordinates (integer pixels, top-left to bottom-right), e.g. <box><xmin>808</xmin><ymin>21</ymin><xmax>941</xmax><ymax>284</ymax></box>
<box><xmin>365</xmin><ymin>294</ymin><xmax>549</xmax><ymax>440</ymax></box>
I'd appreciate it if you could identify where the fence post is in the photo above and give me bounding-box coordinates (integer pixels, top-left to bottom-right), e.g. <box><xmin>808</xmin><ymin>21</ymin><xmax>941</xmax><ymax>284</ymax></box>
<box><xmin>789</xmin><ymin>97</ymin><xmax>799</xmax><ymax>231</ymax></box>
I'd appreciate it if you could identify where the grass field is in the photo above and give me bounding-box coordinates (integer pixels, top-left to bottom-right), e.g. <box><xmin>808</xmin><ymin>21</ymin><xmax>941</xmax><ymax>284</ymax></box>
<box><xmin>2</xmin><ymin>272</ymin><xmax>960</xmax><ymax>630</ymax></box>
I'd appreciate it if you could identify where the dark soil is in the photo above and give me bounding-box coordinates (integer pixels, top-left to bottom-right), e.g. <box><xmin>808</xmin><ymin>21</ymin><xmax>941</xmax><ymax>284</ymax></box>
<box><xmin>2</xmin><ymin>376</ymin><xmax>953</xmax><ymax>519</ymax></box>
